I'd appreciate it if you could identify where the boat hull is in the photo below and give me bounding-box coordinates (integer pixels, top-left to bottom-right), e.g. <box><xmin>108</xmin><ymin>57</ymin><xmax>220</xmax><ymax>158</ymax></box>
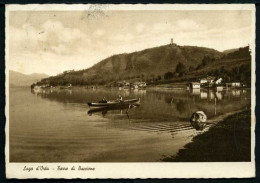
<box><xmin>87</xmin><ymin>98</ymin><xmax>140</xmax><ymax>109</ymax></box>
<box><xmin>88</xmin><ymin>103</ymin><xmax>139</xmax><ymax>114</ymax></box>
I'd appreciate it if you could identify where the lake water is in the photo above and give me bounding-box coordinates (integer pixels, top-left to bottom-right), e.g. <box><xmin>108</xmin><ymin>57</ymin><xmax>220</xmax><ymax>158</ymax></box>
<box><xmin>9</xmin><ymin>87</ymin><xmax>251</xmax><ymax>162</ymax></box>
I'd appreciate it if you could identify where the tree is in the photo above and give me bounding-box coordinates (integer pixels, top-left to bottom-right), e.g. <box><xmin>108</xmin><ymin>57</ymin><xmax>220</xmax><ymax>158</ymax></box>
<box><xmin>157</xmin><ymin>75</ymin><xmax>162</xmax><ymax>81</ymax></box>
<box><xmin>189</xmin><ymin>66</ymin><xmax>195</xmax><ymax>72</ymax></box>
<box><xmin>202</xmin><ymin>55</ymin><xmax>211</xmax><ymax>66</ymax></box>
<box><xmin>196</xmin><ymin>64</ymin><xmax>204</xmax><ymax>70</ymax></box>
<box><xmin>175</xmin><ymin>62</ymin><xmax>186</xmax><ymax>76</ymax></box>
<box><xmin>164</xmin><ymin>72</ymin><xmax>174</xmax><ymax>80</ymax></box>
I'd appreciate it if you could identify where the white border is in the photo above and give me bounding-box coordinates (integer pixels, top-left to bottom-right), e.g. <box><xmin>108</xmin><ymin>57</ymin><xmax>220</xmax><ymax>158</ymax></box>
<box><xmin>5</xmin><ymin>4</ymin><xmax>255</xmax><ymax>11</ymax></box>
<box><xmin>5</xmin><ymin>4</ymin><xmax>256</xmax><ymax>179</ymax></box>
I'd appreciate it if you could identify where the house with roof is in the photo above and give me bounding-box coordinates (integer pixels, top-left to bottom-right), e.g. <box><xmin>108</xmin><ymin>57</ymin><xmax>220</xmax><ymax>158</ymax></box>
<box><xmin>200</xmin><ymin>76</ymin><xmax>223</xmax><ymax>88</ymax></box>
<box><xmin>200</xmin><ymin>76</ymin><xmax>216</xmax><ymax>84</ymax></box>
<box><xmin>189</xmin><ymin>82</ymin><xmax>200</xmax><ymax>89</ymax></box>
<box><xmin>133</xmin><ymin>82</ymin><xmax>147</xmax><ymax>89</ymax></box>
<box><xmin>226</xmin><ymin>82</ymin><xmax>241</xmax><ymax>88</ymax></box>
<box><xmin>200</xmin><ymin>78</ymin><xmax>208</xmax><ymax>84</ymax></box>
<box><xmin>215</xmin><ymin>78</ymin><xmax>223</xmax><ymax>85</ymax></box>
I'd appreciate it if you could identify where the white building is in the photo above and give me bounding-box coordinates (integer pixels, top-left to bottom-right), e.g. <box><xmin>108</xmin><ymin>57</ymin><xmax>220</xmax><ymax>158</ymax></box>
<box><xmin>200</xmin><ymin>78</ymin><xmax>208</xmax><ymax>84</ymax></box>
<box><xmin>231</xmin><ymin>82</ymin><xmax>241</xmax><ymax>87</ymax></box>
<box><xmin>226</xmin><ymin>82</ymin><xmax>241</xmax><ymax>88</ymax></box>
<box><xmin>200</xmin><ymin>76</ymin><xmax>216</xmax><ymax>84</ymax></box>
<box><xmin>189</xmin><ymin>82</ymin><xmax>200</xmax><ymax>89</ymax></box>
<box><xmin>215</xmin><ymin>78</ymin><xmax>223</xmax><ymax>85</ymax></box>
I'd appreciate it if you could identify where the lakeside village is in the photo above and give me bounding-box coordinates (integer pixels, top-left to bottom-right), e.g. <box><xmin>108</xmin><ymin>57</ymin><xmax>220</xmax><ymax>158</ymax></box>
<box><xmin>31</xmin><ymin>75</ymin><xmax>246</xmax><ymax>92</ymax></box>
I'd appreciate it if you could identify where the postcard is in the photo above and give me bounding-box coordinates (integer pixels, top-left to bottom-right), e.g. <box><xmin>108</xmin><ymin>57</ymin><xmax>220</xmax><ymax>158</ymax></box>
<box><xmin>5</xmin><ymin>4</ymin><xmax>255</xmax><ymax>178</ymax></box>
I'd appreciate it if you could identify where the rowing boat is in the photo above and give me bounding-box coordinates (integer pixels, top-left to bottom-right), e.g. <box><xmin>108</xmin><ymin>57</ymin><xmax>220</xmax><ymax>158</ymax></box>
<box><xmin>88</xmin><ymin>103</ymin><xmax>139</xmax><ymax>114</ymax></box>
<box><xmin>87</xmin><ymin>98</ymin><xmax>140</xmax><ymax>109</ymax></box>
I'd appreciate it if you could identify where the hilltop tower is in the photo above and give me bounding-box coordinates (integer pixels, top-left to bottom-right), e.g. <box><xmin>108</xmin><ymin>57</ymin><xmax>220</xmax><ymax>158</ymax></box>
<box><xmin>170</xmin><ymin>38</ymin><xmax>174</xmax><ymax>45</ymax></box>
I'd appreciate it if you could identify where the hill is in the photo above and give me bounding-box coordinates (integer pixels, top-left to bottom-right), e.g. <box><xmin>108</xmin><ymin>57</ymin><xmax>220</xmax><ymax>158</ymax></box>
<box><xmin>9</xmin><ymin>70</ymin><xmax>49</xmax><ymax>88</ymax></box>
<box><xmin>40</xmin><ymin>44</ymin><xmax>224</xmax><ymax>86</ymax></box>
<box><xmin>170</xmin><ymin>46</ymin><xmax>251</xmax><ymax>86</ymax></box>
<box><xmin>222</xmin><ymin>48</ymin><xmax>239</xmax><ymax>55</ymax></box>
<box><xmin>38</xmin><ymin>44</ymin><xmax>250</xmax><ymax>86</ymax></box>
<box><xmin>190</xmin><ymin>46</ymin><xmax>250</xmax><ymax>73</ymax></box>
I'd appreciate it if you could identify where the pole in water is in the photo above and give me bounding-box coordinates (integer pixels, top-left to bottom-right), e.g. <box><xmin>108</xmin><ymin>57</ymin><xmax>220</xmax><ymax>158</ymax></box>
<box><xmin>214</xmin><ymin>97</ymin><xmax>217</xmax><ymax>116</ymax></box>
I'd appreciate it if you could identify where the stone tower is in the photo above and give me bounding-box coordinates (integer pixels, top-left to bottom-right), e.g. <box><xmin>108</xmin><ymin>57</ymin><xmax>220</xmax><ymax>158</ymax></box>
<box><xmin>171</xmin><ymin>38</ymin><xmax>174</xmax><ymax>45</ymax></box>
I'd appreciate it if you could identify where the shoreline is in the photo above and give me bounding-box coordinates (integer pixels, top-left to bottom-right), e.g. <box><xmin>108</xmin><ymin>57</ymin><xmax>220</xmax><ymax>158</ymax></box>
<box><xmin>162</xmin><ymin>110</ymin><xmax>251</xmax><ymax>162</ymax></box>
<box><xmin>26</xmin><ymin>83</ymin><xmax>251</xmax><ymax>90</ymax></box>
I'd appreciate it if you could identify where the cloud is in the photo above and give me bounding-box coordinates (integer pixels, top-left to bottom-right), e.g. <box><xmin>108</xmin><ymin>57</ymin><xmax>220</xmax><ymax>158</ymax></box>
<box><xmin>42</xmin><ymin>20</ymin><xmax>86</xmax><ymax>44</ymax></box>
<box><xmin>93</xmin><ymin>29</ymin><xmax>105</xmax><ymax>37</ymax></box>
<box><xmin>9</xmin><ymin>11</ymin><xmax>252</xmax><ymax>75</ymax></box>
<box><xmin>109</xmin><ymin>33</ymin><xmax>134</xmax><ymax>42</ymax></box>
<box><xmin>152</xmin><ymin>23</ymin><xmax>172</xmax><ymax>33</ymax></box>
<box><xmin>136</xmin><ymin>23</ymin><xmax>145</xmax><ymax>33</ymax></box>
<box><xmin>10</xmin><ymin>20</ymin><xmax>88</xmax><ymax>55</ymax></box>
<box><xmin>176</xmin><ymin>19</ymin><xmax>206</xmax><ymax>32</ymax></box>
<box><xmin>9</xmin><ymin>20</ymin><xmax>96</xmax><ymax>75</ymax></box>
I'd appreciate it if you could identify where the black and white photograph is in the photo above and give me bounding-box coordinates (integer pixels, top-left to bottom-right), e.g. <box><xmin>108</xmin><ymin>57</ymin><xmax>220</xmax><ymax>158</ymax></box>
<box><xmin>5</xmin><ymin>4</ymin><xmax>255</xmax><ymax>179</ymax></box>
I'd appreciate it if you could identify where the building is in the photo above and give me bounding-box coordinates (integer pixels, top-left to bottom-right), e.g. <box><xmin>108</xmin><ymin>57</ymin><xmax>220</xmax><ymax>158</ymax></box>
<box><xmin>171</xmin><ymin>38</ymin><xmax>174</xmax><ymax>45</ymax></box>
<box><xmin>170</xmin><ymin>38</ymin><xmax>177</xmax><ymax>46</ymax></box>
<box><xmin>189</xmin><ymin>82</ymin><xmax>200</xmax><ymax>89</ymax></box>
<box><xmin>133</xmin><ymin>82</ymin><xmax>147</xmax><ymax>89</ymax></box>
<box><xmin>207</xmin><ymin>76</ymin><xmax>216</xmax><ymax>83</ymax></box>
<box><xmin>123</xmin><ymin>82</ymin><xmax>130</xmax><ymax>87</ymax></box>
<box><xmin>215</xmin><ymin>78</ymin><xmax>223</xmax><ymax>85</ymax></box>
<box><xmin>226</xmin><ymin>82</ymin><xmax>241</xmax><ymax>88</ymax></box>
<box><xmin>139</xmin><ymin>82</ymin><xmax>147</xmax><ymax>88</ymax></box>
<box><xmin>200</xmin><ymin>78</ymin><xmax>208</xmax><ymax>84</ymax></box>
<box><xmin>231</xmin><ymin>82</ymin><xmax>241</xmax><ymax>87</ymax></box>
<box><xmin>117</xmin><ymin>82</ymin><xmax>124</xmax><ymax>87</ymax></box>
<box><xmin>200</xmin><ymin>76</ymin><xmax>216</xmax><ymax>84</ymax></box>
<box><xmin>226</xmin><ymin>83</ymin><xmax>232</xmax><ymax>88</ymax></box>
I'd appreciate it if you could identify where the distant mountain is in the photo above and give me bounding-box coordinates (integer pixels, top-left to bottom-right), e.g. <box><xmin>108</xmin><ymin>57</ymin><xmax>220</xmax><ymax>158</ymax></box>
<box><xmin>40</xmin><ymin>44</ymin><xmax>224</xmax><ymax>86</ymax></box>
<box><xmin>9</xmin><ymin>70</ymin><xmax>49</xmax><ymax>87</ymax></box>
<box><xmin>223</xmin><ymin>48</ymin><xmax>239</xmax><ymax>55</ymax></box>
<box><xmin>224</xmin><ymin>46</ymin><xmax>251</xmax><ymax>59</ymax></box>
<box><xmin>193</xmin><ymin>46</ymin><xmax>250</xmax><ymax>71</ymax></box>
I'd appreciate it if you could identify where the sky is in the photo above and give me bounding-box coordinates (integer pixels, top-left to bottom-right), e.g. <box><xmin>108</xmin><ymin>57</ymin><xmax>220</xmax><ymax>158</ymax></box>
<box><xmin>8</xmin><ymin>10</ymin><xmax>253</xmax><ymax>76</ymax></box>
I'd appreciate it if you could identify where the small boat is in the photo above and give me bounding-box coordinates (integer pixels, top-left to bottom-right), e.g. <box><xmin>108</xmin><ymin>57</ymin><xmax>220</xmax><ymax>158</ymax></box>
<box><xmin>87</xmin><ymin>98</ymin><xmax>140</xmax><ymax>109</ymax></box>
<box><xmin>88</xmin><ymin>103</ymin><xmax>139</xmax><ymax>114</ymax></box>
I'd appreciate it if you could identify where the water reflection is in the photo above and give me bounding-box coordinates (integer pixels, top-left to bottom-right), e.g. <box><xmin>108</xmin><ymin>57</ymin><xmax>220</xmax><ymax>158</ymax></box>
<box><xmin>88</xmin><ymin>104</ymin><xmax>140</xmax><ymax>119</ymax></box>
<box><xmin>232</xmin><ymin>90</ymin><xmax>241</xmax><ymax>97</ymax></box>
<box><xmin>30</xmin><ymin>87</ymin><xmax>250</xmax><ymax>121</ymax></box>
<box><xmin>215</xmin><ymin>92</ymin><xmax>223</xmax><ymax>100</ymax></box>
<box><xmin>190</xmin><ymin>89</ymin><xmax>200</xmax><ymax>95</ymax></box>
<box><xmin>9</xmin><ymin>88</ymin><xmax>251</xmax><ymax>162</ymax></box>
<box><xmin>200</xmin><ymin>91</ymin><xmax>208</xmax><ymax>99</ymax></box>
<box><xmin>175</xmin><ymin>99</ymin><xmax>189</xmax><ymax>115</ymax></box>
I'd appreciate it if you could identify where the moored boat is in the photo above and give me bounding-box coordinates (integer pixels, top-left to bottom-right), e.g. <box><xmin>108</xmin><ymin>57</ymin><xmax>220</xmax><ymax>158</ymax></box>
<box><xmin>88</xmin><ymin>103</ymin><xmax>139</xmax><ymax>114</ymax></box>
<box><xmin>87</xmin><ymin>98</ymin><xmax>140</xmax><ymax>109</ymax></box>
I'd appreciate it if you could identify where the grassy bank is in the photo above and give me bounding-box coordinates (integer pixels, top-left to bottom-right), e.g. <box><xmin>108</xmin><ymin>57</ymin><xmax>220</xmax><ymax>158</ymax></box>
<box><xmin>163</xmin><ymin>110</ymin><xmax>251</xmax><ymax>162</ymax></box>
